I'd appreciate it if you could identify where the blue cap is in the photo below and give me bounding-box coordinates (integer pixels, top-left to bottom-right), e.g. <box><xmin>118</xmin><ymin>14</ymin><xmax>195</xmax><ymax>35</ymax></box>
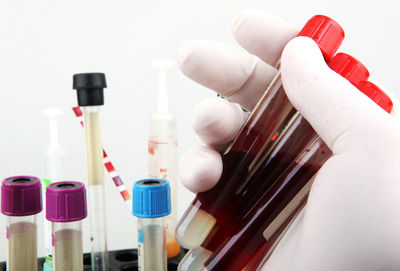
<box><xmin>132</xmin><ymin>179</ymin><xmax>171</xmax><ymax>218</ymax></box>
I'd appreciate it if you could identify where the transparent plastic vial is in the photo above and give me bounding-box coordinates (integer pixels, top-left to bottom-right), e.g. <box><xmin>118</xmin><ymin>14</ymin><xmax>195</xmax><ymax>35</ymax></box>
<box><xmin>133</xmin><ymin>179</ymin><xmax>171</xmax><ymax>271</ymax></box>
<box><xmin>46</xmin><ymin>181</ymin><xmax>87</xmax><ymax>271</ymax></box>
<box><xmin>73</xmin><ymin>73</ymin><xmax>109</xmax><ymax>270</ymax></box>
<box><xmin>1</xmin><ymin>176</ymin><xmax>42</xmax><ymax>271</ymax></box>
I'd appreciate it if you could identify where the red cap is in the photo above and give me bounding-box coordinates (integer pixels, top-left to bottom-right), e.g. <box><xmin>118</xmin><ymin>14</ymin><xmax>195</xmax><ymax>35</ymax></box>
<box><xmin>356</xmin><ymin>81</ymin><xmax>393</xmax><ymax>113</ymax></box>
<box><xmin>328</xmin><ymin>53</ymin><xmax>370</xmax><ymax>85</ymax></box>
<box><xmin>297</xmin><ymin>15</ymin><xmax>345</xmax><ymax>61</ymax></box>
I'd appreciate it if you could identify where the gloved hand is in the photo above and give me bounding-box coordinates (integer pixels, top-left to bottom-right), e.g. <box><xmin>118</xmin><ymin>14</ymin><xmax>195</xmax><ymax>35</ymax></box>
<box><xmin>178</xmin><ymin>10</ymin><xmax>400</xmax><ymax>271</ymax></box>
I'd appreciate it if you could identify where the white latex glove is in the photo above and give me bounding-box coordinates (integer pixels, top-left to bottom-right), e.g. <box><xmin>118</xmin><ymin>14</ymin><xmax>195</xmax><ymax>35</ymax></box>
<box><xmin>178</xmin><ymin>10</ymin><xmax>400</xmax><ymax>271</ymax></box>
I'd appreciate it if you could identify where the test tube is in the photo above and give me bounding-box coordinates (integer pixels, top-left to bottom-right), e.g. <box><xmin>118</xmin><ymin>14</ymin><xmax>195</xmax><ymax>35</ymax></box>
<box><xmin>73</xmin><ymin>73</ymin><xmax>109</xmax><ymax>270</ymax></box>
<box><xmin>176</xmin><ymin>15</ymin><xmax>345</xmax><ymax>249</ymax></box>
<box><xmin>132</xmin><ymin>179</ymin><xmax>171</xmax><ymax>271</ymax></box>
<box><xmin>199</xmin><ymin>81</ymin><xmax>393</xmax><ymax>271</ymax></box>
<box><xmin>1</xmin><ymin>176</ymin><xmax>42</xmax><ymax>271</ymax></box>
<box><xmin>46</xmin><ymin>181</ymin><xmax>87</xmax><ymax>271</ymax></box>
<box><xmin>177</xmin><ymin>53</ymin><xmax>372</xmax><ymax>270</ymax></box>
<box><xmin>72</xmin><ymin>106</ymin><xmax>132</xmax><ymax>208</ymax></box>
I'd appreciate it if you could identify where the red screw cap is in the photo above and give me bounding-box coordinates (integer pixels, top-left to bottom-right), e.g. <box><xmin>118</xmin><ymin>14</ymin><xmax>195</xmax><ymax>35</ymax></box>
<box><xmin>297</xmin><ymin>15</ymin><xmax>345</xmax><ymax>61</ymax></box>
<box><xmin>356</xmin><ymin>81</ymin><xmax>393</xmax><ymax>113</ymax></box>
<box><xmin>328</xmin><ymin>53</ymin><xmax>370</xmax><ymax>85</ymax></box>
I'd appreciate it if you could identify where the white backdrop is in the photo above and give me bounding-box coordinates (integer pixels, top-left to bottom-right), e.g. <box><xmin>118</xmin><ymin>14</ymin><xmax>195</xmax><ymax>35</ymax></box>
<box><xmin>0</xmin><ymin>0</ymin><xmax>399</xmax><ymax>260</ymax></box>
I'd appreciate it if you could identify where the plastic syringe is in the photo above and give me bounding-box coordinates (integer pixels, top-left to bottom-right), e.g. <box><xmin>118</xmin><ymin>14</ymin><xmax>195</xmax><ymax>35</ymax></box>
<box><xmin>133</xmin><ymin>179</ymin><xmax>171</xmax><ymax>271</ymax></box>
<box><xmin>72</xmin><ymin>106</ymin><xmax>132</xmax><ymax>208</ymax></box>
<box><xmin>46</xmin><ymin>181</ymin><xmax>87</xmax><ymax>271</ymax></box>
<box><xmin>42</xmin><ymin>108</ymin><xmax>67</xmax><ymax>271</ymax></box>
<box><xmin>73</xmin><ymin>73</ymin><xmax>109</xmax><ymax>270</ymax></box>
<box><xmin>1</xmin><ymin>176</ymin><xmax>42</xmax><ymax>271</ymax></box>
<box><xmin>149</xmin><ymin>60</ymin><xmax>180</xmax><ymax>258</ymax></box>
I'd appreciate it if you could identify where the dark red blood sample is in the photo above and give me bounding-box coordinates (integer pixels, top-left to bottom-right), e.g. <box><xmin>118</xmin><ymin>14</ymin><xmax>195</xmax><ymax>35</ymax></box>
<box><xmin>195</xmin><ymin>80</ymin><xmax>296</xmax><ymax>219</ymax></box>
<box><xmin>204</xmin><ymin>140</ymin><xmax>332</xmax><ymax>271</ymax></box>
<box><xmin>200</xmin><ymin>114</ymin><xmax>318</xmax><ymax>253</ymax></box>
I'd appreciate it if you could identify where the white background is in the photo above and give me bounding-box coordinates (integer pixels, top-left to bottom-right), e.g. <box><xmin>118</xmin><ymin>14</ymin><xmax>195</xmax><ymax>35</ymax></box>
<box><xmin>0</xmin><ymin>0</ymin><xmax>399</xmax><ymax>261</ymax></box>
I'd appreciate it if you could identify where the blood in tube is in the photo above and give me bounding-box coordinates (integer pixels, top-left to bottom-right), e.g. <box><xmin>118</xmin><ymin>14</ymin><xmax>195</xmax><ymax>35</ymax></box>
<box><xmin>178</xmin><ymin>53</ymin><xmax>372</xmax><ymax>270</ymax></box>
<box><xmin>203</xmin><ymin>80</ymin><xmax>393</xmax><ymax>271</ymax></box>
<box><xmin>176</xmin><ymin>15</ymin><xmax>345</xmax><ymax>250</ymax></box>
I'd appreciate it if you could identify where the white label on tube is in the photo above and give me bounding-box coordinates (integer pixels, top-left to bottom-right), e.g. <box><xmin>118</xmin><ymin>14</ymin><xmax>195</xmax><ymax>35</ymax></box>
<box><xmin>263</xmin><ymin>179</ymin><xmax>312</xmax><ymax>240</ymax></box>
<box><xmin>138</xmin><ymin>229</ymin><xmax>144</xmax><ymax>271</ymax></box>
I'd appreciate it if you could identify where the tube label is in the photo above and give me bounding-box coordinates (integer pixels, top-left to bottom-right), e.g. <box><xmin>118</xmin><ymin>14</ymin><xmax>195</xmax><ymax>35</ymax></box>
<box><xmin>138</xmin><ymin>229</ymin><xmax>144</xmax><ymax>271</ymax></box>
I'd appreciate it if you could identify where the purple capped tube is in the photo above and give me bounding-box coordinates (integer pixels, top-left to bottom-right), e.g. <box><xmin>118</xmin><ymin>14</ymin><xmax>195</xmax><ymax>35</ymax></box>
<box><xmin>46</xmin><ymin>181</ymin><xmax>87</xmax><ymax>271</ymax></box>
<box><xmin>1</xmin><ymin>176</ymin><xmax>42</xmax><ymax>271</ymax></box>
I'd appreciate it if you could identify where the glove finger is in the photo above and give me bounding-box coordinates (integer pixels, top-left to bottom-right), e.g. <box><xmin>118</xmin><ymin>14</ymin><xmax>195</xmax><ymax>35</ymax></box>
<box><xmin>178</xmin><ymin>40</ymin><xmax>277</xmax><ymax>111</ymax></box>
<box><xmin>179</xmin><ymin>146</ymin><xmax>223</xmax><ymax>193</ymax></box>
<box><xmin>232</xmin><ymin>9</ymin><xmax>298</xmax><ymax>67</ymax></box>
<box><xmin>368</xmin><ymin>76</ymin><xmax>400</xmax><ymax>119</ymax></box>
<box><xmin>281</xmin><ymin>37</ymin><xmax>396</xmax><ymax>155</ymax></box>
<box><xmin>193</xmin><ymin>98</ymin><xmax>248</xmax><ymax>151</ymax></box>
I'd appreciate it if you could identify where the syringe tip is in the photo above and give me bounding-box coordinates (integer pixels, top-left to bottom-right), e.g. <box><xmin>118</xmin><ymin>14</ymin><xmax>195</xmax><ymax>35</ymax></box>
<box><xmin>43</xmin><ymin>108</ymin><xmax>63</xmax><ymax>117</ymax></box>
<box><xmin>150</xmin><ymin>60</ymin><xmax>175</xmax><ymax>69</ymax></box>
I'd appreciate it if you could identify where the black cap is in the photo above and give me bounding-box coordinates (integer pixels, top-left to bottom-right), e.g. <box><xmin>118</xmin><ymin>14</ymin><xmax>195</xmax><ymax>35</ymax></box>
<box><xmin>73</xmin><ymin>73</ymin><xmax>107</xmax><ymax>106</ymax></box>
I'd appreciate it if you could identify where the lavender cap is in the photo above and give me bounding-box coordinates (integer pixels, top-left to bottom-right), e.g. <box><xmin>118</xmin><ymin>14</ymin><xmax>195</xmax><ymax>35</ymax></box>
<box><xmin>1</xmin><ymin>176</ymin><xmax>42</xmax><ymax>216</ymax></box>
<box><xmin>46</xmin><ymin>181</ymin><xmax>87</xmax><ymax>222</ymax></box>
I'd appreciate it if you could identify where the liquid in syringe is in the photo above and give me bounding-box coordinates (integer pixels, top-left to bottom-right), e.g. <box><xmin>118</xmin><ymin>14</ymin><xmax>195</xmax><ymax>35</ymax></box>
<box><xmin>148</xmin><ymin>60</ymin><xmax>180</xmax><ymax>258</ymax></box>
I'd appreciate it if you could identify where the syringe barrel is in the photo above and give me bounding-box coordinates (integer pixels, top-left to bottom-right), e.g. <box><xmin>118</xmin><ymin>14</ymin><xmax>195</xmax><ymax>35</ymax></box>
<box><xmin>1</xmin><ymin>176</ymin><xmax>42</xmax><ymax>271</ymax></box>
<box><xmin>137</xmin><ymin>217</ymin><xmax>168</xmax><ymax>271</ymax></box>
<box><xmin>52</xmin><ymin>221</ymin><xmax>83</xmax><ymax>271</ymax></box>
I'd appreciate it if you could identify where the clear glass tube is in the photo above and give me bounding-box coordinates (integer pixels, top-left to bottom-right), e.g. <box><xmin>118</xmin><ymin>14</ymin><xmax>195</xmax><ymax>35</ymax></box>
<box><xmin>176</xmin><ymin>73</ymin><xmax>297</xmax><ymax>249</ymax></box>
<box><xmin>6</xmin><ymin>215</ymin><xmax>38</xmax><ymax>271</ymax></box>
<box><xmin>82</xmin><ymin>106</ymin><xmax>109</xmax><ymax>270</ymax></box>
<box><xmin>52</xmin><ymin>221</ymin><xmax>83</xmax><ymax>271</ymax></box>
<box><xmin>137</xmin><ymin>217</ymin><xmax>167</xmax><ymax>271</ymax></box>
<box><xmin>148</xmin><ymin>110</ymin><xmax>180</xmax><ymax>257</ymax></box>
<box><xmin>203</xmin><ymin>138</ymin><xmax>332</xmax><ymax>270</ymax></box>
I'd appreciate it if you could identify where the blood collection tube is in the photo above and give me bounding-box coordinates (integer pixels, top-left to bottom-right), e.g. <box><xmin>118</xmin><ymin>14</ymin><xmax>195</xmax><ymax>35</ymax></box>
<box><xmin>132</xmin><ymin>179</ymin><xmax>171</xmax><ymax>271</ymax></box>
<box><xmin>73</xmin><ymin>73</ymin><xmax>109</xmax><ymax>270</ymax></box>
<box><xmin>176</xmin><ymin>15</ymin><xmax>345</xmax><ymax>249</ymax></box>
<box><xmin>201</xmin><ymin>81</ymin><xmax>393</xmax><ymax>271</ymax></box>
<box><xmin>177</xmin><ymin>53</ymin><xmax>371</xmax><ymax>271</ymax></box>
<box><xmin>46</xmin><ymin>181</ymin><xmax>87</xmax><ymax>271</ymax></box>
<box><xmin>1</xmin><ymin>176</ymin><xmax>42</xmax><ymax>271</ymax></box>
